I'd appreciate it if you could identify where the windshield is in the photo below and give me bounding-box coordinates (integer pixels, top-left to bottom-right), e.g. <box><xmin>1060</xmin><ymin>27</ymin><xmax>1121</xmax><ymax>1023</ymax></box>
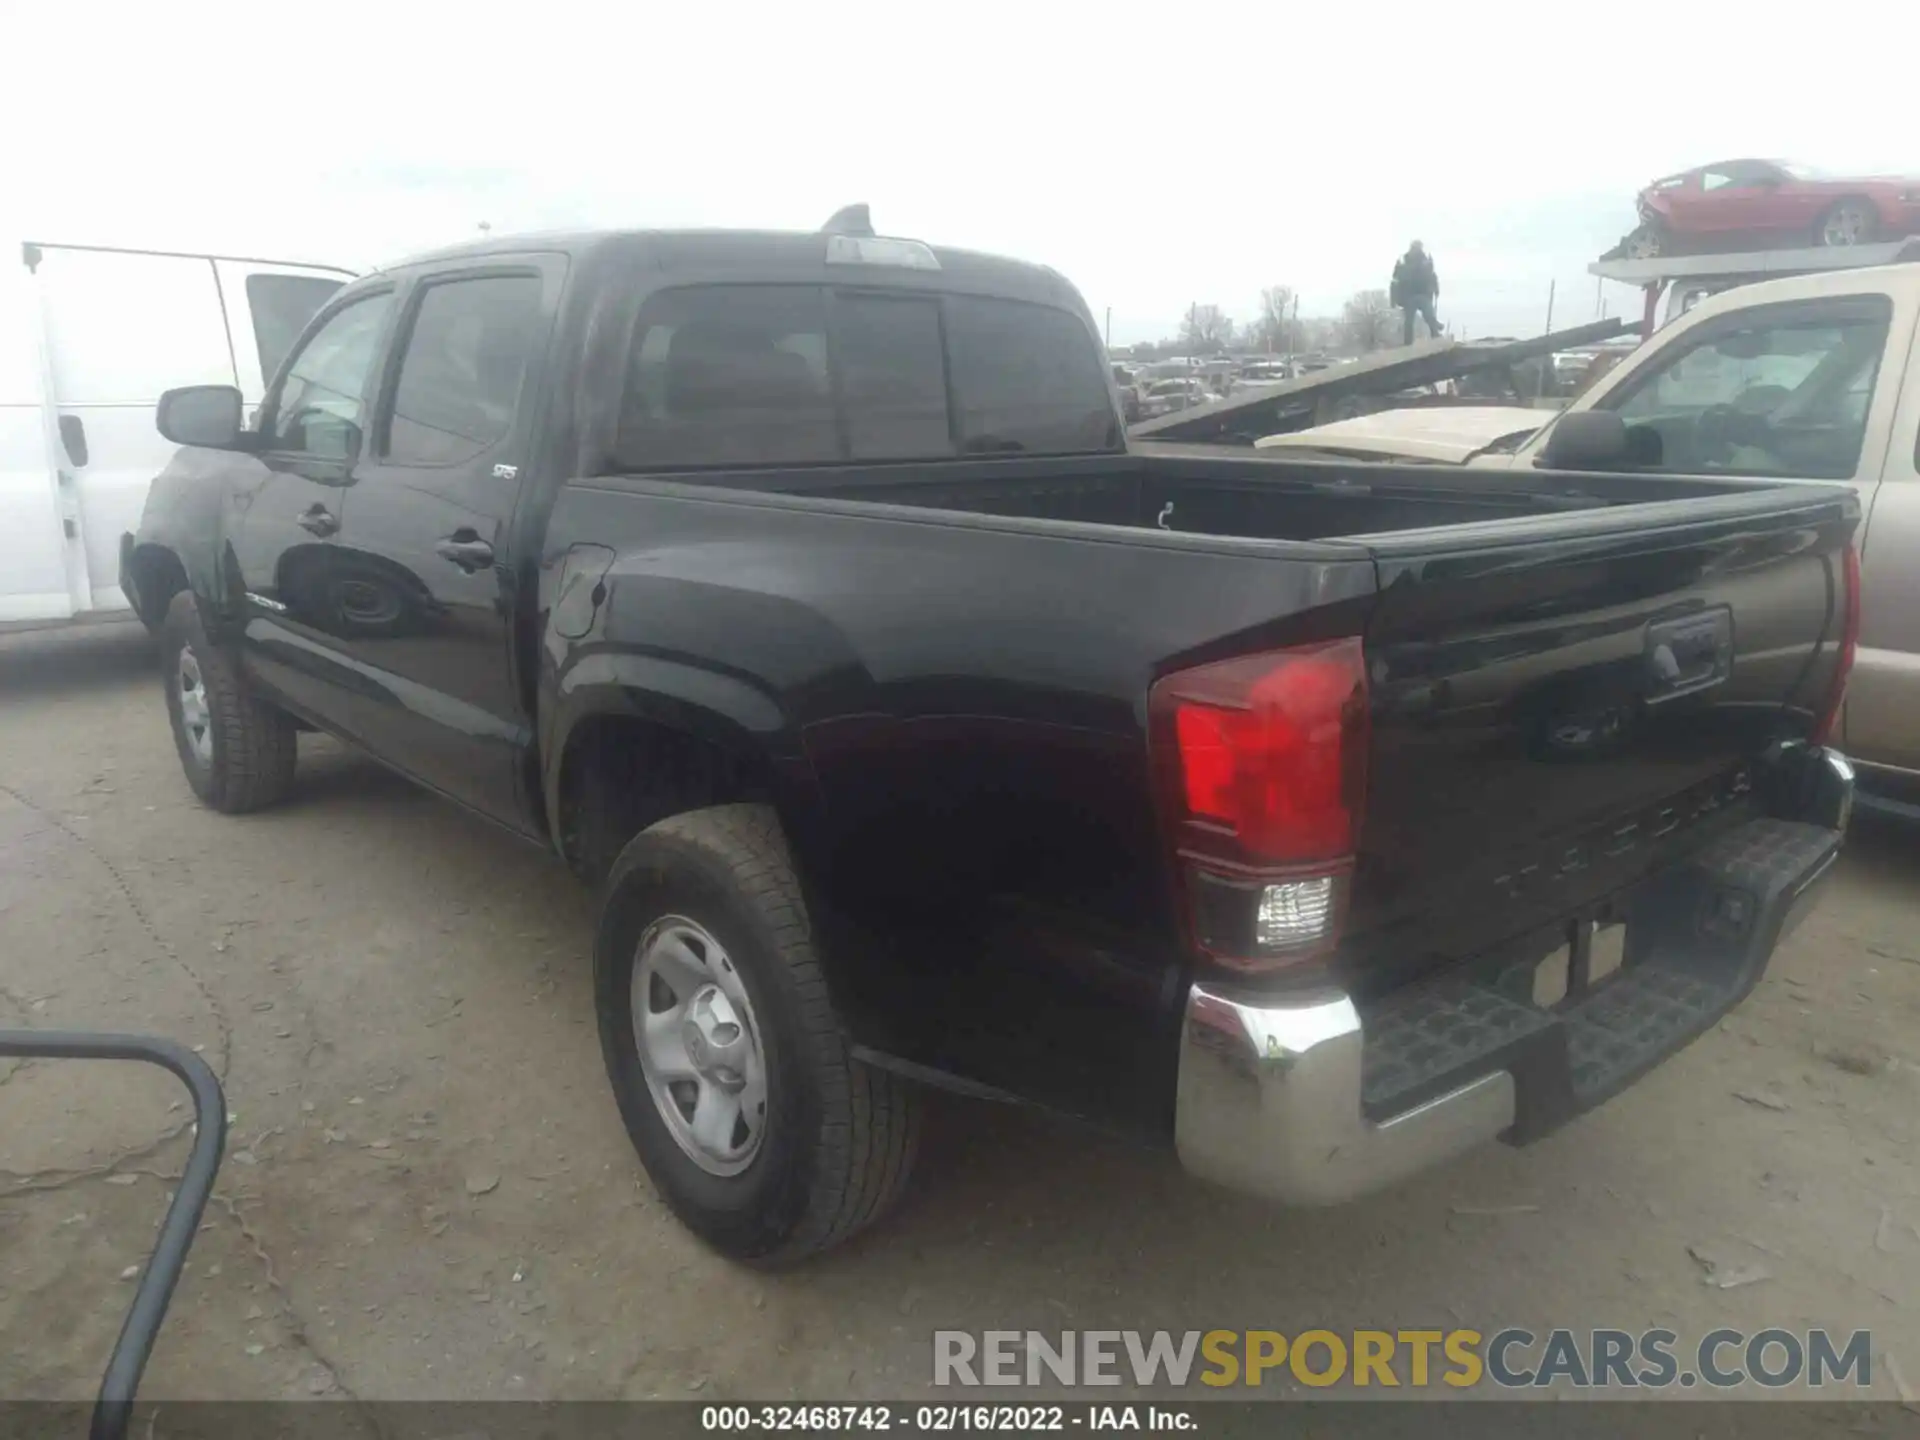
<box><xmin>1778</xmin><ymin>161</ymin><xmax>1830</xmax><ymax>181</ymax></box>
<box><xmin>1596</xmin><ymin>301</ymin><xmax>1891</xmax><ymax>479</ymax></box>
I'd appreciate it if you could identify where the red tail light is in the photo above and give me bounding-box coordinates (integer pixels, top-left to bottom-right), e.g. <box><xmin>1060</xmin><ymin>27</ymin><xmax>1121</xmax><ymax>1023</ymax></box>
<box><xmin>1150</xmin><ymin>638</ymin><xmax>1369</xmax><ymax>971</ymax></box>
<box><xmin>1811</xmin><ymin>542</ymin><xmax>1860</xmax><ymax>746</ymax></box>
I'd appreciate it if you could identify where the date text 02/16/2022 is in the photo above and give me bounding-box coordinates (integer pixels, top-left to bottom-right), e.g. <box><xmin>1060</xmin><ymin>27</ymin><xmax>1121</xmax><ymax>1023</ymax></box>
<box><xmin>700</xmin><ymin>1405</ymin><xmax>1196</xmax><ymax>1432</ymax></box>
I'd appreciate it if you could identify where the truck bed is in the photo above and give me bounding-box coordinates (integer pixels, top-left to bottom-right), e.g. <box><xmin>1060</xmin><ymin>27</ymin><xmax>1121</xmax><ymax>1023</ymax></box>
<box><xmin>563</xmin><ymin>450</ymin><xmax>1855</xmax><ymax>1127</ymax></box>
<box><xmin>617</xmin><ymin>446</ymin><xmax>1809</xmax><ymax>545</ymax></box>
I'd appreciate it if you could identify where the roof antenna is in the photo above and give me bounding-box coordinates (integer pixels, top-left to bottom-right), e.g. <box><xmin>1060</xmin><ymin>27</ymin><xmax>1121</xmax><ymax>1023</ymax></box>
<box><xmin>820</xmin><ymin>204</ymin><xmax>875</xmax><ymax>238</ymax></box>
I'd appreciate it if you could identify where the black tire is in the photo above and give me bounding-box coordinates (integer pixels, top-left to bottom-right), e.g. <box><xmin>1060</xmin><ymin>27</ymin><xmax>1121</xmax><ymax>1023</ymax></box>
<box><xmin>1625</xmin><ymin>222</ymin><xmax>1665</xmax><ymax>260</ymax></box>
<box><xmin>1816</xmin><ymin>199</ymin><xmax>1878</xmax><ymax>248</ymax></box>
<box><xmin>159</xmin><ymin>591</ymin><xmax>298</xmax><ymax>813</ymax></box>
<box><xmin>594</xmin><ymin>803</ymin><xmax>920</xmax><ymax>1264</ymax></box>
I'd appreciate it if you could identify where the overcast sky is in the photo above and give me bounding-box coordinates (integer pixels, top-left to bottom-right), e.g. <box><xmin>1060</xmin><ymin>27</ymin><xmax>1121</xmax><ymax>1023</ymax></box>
<box><xmin>5</xmin><ymin>2</ymin><xmax>1916</xmax><ymax>345</ymax></box>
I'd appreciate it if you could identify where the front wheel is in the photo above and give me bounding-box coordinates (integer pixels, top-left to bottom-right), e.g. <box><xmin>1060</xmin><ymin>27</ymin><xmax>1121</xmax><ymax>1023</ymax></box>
<box><xmin>160</xmin><ymin>592</ymin><xmax>298</xmax><ymax>813</ymax></box>
<box><xmin>1624</xmin><ymin>223</ymin><xmax>1666</xmax><ymax>259</ymax></box>
<box><xmin>594</xmin><ymin>804</ymin><xmax>920</xmax><ymax>1264</ymax></box>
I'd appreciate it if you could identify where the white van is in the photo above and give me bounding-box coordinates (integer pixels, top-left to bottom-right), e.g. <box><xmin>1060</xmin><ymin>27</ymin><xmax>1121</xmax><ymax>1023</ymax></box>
<box><xmin>1</xmin><ymin>241</ymin><xmax>349</xmax><ymax>629</ymax></box>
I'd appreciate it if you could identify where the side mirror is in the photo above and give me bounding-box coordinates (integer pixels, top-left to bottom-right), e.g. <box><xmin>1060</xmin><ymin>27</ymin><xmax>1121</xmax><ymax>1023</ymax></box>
<box><xmin>58</xmin><ymin>413</ymin><xmax>89</xmax><ymax>467</ymax></box>
<box><xmin>1540</xmin><ymin>410</ymin><xmax>1631</xmax><ymax>470</ymax></box>
<box><xmin>156</xmin><ymin>385</ymin><xmax>250</xmax><ymax>450</ymax></box>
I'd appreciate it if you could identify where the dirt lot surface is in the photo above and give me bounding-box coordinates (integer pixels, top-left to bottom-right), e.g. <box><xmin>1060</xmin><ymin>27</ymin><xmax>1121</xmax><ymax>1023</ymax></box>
<box><xmin>3</xmin><ymin>621</ymin><xmax>1919</xmax><ymax>1409</ymax></box>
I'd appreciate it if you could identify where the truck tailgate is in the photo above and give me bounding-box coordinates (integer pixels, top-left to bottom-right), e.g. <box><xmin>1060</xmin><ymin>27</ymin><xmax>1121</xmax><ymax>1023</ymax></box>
<box><xmin>1344</xmin><ymin>483</ymin><xmax>1858</xmax><ymax>999</ymax></box>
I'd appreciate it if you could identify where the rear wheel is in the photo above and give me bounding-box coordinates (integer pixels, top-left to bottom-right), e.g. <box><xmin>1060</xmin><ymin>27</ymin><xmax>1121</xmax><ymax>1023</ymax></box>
<box><xmin>594</xmin><ymin>803</ymin><xmax>920</xmax><ymax>1264</ymax></box>
<box><xmin>160</xmin><ymin>592</ymin><xmax>298</xmax><ymax>813</ymax></box>
<box><xmin>1817</xmin><ymin>200</ymin><xmax>1878</xmax><ymax>248</ymax></box>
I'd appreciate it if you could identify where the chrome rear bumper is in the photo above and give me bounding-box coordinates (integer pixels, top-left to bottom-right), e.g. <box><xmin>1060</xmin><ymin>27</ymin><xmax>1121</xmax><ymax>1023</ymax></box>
<box><xmin>1175</xmin><ymin>986</ymin><xmax>1515</xmax><ymax>1206</ymax></box>
<box><xmin>1174</xmin><ymin>751</ymin><xmax>1852</xmax><ymax>1208</ymax></box>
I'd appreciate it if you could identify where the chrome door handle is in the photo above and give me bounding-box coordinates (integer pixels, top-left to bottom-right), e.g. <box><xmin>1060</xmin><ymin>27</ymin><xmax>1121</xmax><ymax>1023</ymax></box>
<box><xmin>434</xmin><ymin>535</ymin><xmax>495</xmax><ymax>571</ymax></box>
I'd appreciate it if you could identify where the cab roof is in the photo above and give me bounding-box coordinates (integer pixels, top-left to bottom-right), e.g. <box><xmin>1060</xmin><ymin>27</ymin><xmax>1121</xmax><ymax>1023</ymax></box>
<box><xmin>370</xmin><ymin>227</ymin><xmax>1085</xmax><ymax>310</ymax></box>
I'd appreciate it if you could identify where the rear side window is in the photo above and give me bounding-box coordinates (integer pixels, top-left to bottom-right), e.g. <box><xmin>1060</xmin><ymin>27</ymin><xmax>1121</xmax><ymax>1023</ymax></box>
<box><xmin>945</xmin><ymin>296</ymin><xmax>1117</xmax><ymax>454</ymax></box>
<box><xmin>618</xmin><ymin>286</ymin><xmax>839</xmax><ymax>468</ymax></box>
<box><xmin>384</xmin><ymin>274</ymin><xmax>544</xmax><ymax>466</ymax></box>
<box><xmin>246</xmin><ymin>274</ymin><xmax>347</xmax><ymax>383</ymax></box>
<box><xmin>613</xmin><ymin>284</ymin><xmax>1116</xmax><ymax>471</ymax></box>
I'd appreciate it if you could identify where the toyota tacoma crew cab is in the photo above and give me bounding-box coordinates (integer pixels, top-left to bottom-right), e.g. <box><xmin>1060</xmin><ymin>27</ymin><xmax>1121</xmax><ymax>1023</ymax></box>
<box><xmin>123</xmin><ymin>209</ymin><xmax>1859</xmax><ymax>1261</ymax></box>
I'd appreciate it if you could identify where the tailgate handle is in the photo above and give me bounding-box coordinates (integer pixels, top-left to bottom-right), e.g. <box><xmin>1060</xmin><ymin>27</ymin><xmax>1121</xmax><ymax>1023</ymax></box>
<box><xmin>1646</xmin><ymin>608</ymin><xmax>1732</xmax><ymax>702</ymax></box>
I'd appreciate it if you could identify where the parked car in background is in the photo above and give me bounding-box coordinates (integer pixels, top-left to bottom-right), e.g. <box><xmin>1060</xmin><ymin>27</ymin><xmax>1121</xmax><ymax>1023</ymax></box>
<box><xmin>1236</xmin><ymin>362</ymin><xmax>1293</xmax><ymax>387</ymax></box>
<box><xmin>1111</xmin><ymin>362</ymin><xmax>1142</xmax><ymax>422</ymax></box>
<box><xmin>1138</xmin><ymin>376</ymin><xmax>1216</xmax><ymax>417</ymax></box>
<box><xmin>1627</xmin><ymin>160</ymin><xmax>1920</xmax><ymax>259</ymax></box>
<box><xmin>1250</xmin><ymin>262</ymin><xmax>1920</xmax><ymax>798</ymax></box>
<box><xmin>3</xmin><ymin>240</ymin><xmax>347</xmax><ymax>630</ymax></box>
<box><xmin>1550</xmin><ymin>350</ymin><xmax>1597</xmax><ymax>393</ymax></box>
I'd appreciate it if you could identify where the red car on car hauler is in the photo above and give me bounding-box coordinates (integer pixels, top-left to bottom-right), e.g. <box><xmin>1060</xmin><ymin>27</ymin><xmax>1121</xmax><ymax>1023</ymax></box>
<box><xmin>1626</xmin><ymin>160</ymin><xmax>1920</xmax><ymax>260</ymax></box>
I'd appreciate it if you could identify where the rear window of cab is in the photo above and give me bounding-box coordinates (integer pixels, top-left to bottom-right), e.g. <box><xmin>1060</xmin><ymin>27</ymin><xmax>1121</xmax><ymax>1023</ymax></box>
<box><xmin>612</xmin><ymin>284</ymin><xmax>1120</xmax><ymax>470</ymax></box>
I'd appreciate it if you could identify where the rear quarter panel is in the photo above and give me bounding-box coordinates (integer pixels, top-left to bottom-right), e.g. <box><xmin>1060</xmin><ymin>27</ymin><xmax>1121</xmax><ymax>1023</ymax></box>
<box><xmin>539</xmin><ymin>477</ymin><xmax>1376</xmax><ymax>1131</ymax></box>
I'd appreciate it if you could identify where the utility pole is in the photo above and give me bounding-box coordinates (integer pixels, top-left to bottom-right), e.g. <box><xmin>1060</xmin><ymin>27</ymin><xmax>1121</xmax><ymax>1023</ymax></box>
<box><xmin>1539</xmin><ymin>280</ymin><xmax>1560</xmax><ymax>401</ymax></box>
<box><xmin>1104</xmin><ymin>307</ymin><xmax>1112</xmax><ymax>349</ymax></box>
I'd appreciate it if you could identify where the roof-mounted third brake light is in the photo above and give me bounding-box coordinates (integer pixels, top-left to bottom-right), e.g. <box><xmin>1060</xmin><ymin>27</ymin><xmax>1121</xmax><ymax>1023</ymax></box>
<box><xmin>820</xmin><ymin>203</ymin><xmax>940</xmax><ymax>272</ymax></box>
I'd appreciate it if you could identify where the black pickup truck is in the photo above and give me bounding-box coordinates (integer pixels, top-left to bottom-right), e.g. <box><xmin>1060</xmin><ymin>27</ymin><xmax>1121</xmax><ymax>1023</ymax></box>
<box><xmin>123</xmin><ymin>213</ymin><xmax>1860</xmax><ymax>1263</ymax></box>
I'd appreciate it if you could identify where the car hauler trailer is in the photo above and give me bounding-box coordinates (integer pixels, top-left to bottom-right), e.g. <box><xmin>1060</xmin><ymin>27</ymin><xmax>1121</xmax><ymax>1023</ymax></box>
<box><xmin>1593</xmin><ymin>237</ymin><xmax>1920</xmax><ymax>338</ymax></box>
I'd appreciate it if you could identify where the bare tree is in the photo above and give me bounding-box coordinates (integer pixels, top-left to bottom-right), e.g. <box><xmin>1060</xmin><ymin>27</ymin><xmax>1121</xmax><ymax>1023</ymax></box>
<box><xmin>1291</xmin><ymin>316</ymin><xmax>1339</xmax><ymax>354</ymax></box>
<box><xmin>1341</xmin><ymin>289</ymin><xmax>1396</xmax><ymax>353</ymax></box>
<box><xmin>1179</xmin><ymin>303</ymin><xmax>1235</xmax><ymax>354</ymax></box>
<box><xmin>1253</xmin><ymin>286</ymin><xmax>1297</xmax><ymax>353</ymax></box>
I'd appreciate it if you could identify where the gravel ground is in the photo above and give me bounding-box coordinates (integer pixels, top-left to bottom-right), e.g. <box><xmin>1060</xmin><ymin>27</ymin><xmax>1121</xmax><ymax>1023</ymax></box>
<box><xmin>2</xmin><ymin>620</ymin><xmax>1917</xmax><ymax>1408</ymax></box>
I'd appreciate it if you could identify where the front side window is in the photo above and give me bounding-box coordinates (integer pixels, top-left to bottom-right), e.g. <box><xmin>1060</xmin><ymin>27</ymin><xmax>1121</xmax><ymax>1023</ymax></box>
<box><xmin>384</xmin><ymin>275</ymin><xmax>544</xmax><ymax>466</ymax></box>
<box><xmin>245</xmin><ymin>274</ymin><xmax>347</xmax><ymax>383</ymax></box>
<box><xmin>1701</xmin><ymin>161</ymin><xmax>1776</xmax><ymax>192</ymax></box>
<box><xmin>1603</xmin><ymin>301</ymin><xmax>1890</xmax><ymax>478</ymax></box>
<box><xmin>266</xmin><ymin>291</ymin><xmax>395</xmax><ymax>460</ymax></box>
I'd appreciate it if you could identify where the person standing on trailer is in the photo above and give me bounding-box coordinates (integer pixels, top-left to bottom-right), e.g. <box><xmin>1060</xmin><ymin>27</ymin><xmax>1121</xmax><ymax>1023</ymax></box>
<box><xmin>1392</xmin><ymin>241</ymin><xmax>1442</xmax><ymax>344</ymax></box>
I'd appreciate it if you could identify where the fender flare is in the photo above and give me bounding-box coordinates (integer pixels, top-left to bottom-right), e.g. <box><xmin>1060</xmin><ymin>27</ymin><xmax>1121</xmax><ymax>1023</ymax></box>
<box><xmin>540</xmin><ymin>651</ymin><xmax>830</xmax><ymax>864</ymax></box>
